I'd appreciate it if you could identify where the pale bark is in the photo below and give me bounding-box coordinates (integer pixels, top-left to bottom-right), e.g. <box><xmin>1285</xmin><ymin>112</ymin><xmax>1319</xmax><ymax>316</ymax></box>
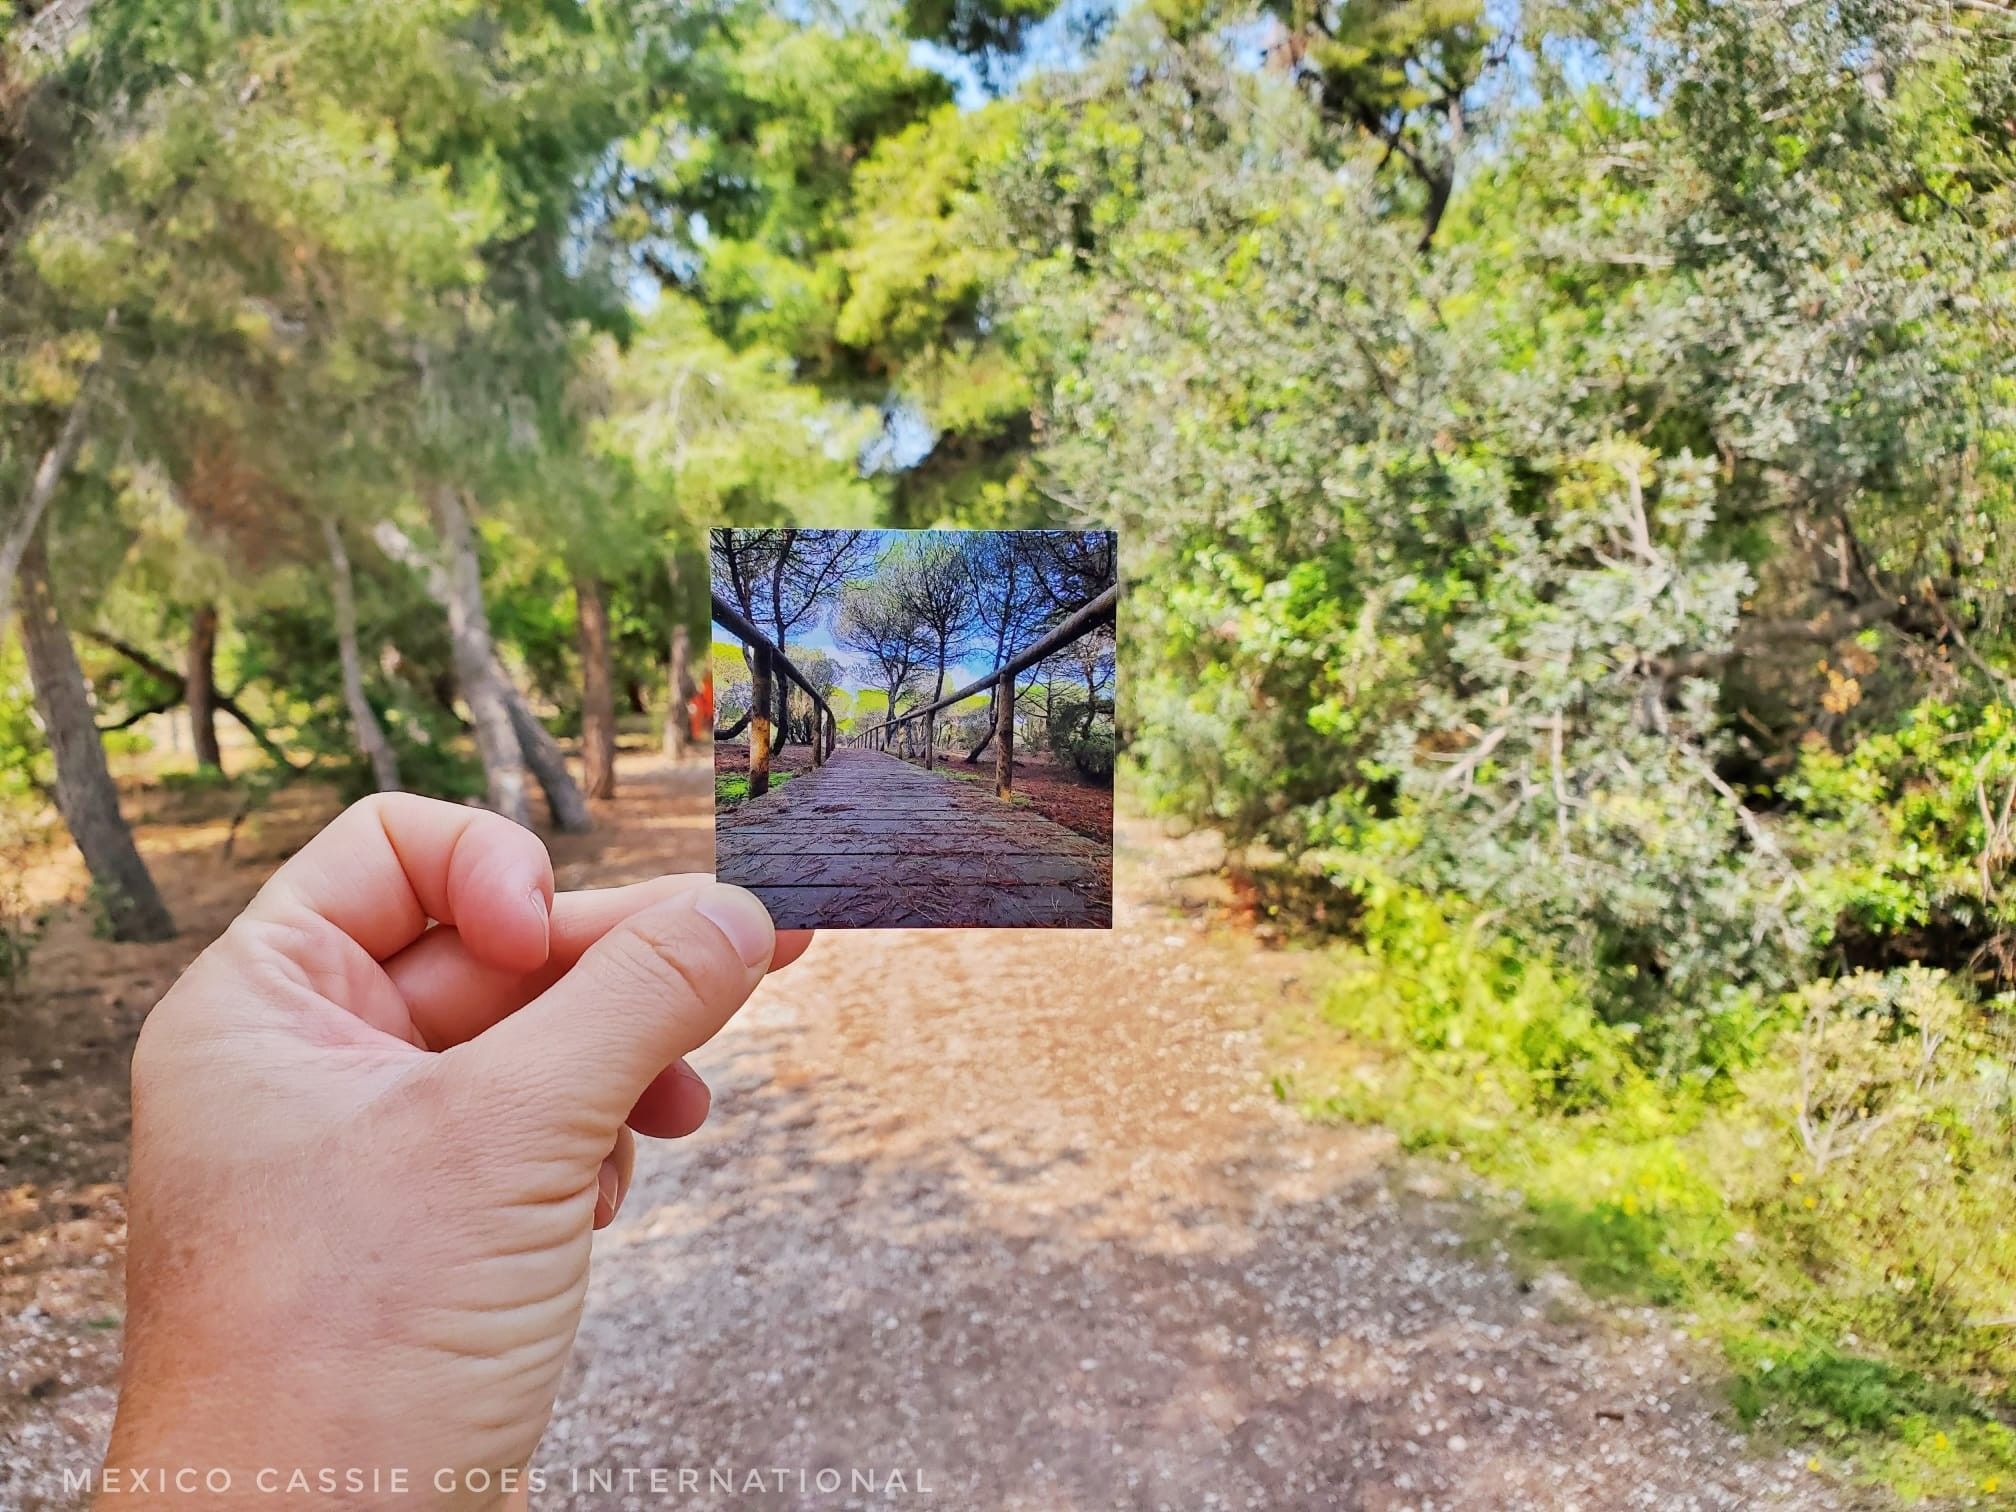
<box><xmin>0</xmin><ymin>393</ymin><xmax>89</xmax><ymax>631</ymax></box>
<box><xmin>16</xmin><ymin>532</ymin><xmax>175</xmax><ymax>942</ymax></box>
<box><xmin>500</xmin><ymin>676</ymin><xmax>592</xmax><ymax>834</ymax></box>
<box><xmin>378</xmin><ymin>493</ymin><xmax>529</xmax><ymax>827</ymax></box>
<box><xmin>769</xmin><ymin>538</ymin><xmax>792</xmax><ymax>749</ymax></box>
<box><xmin>322</xmin><ymin>518</ymin><xmax>400</xmax><ymax>792</ymax></box>
<box><xmin>576</xmin><ymin>574</ymin><xmax>617</xmax><ymax>800</ymax></box>
<box><xmin>377</xmin><ymin>497</ymin><xmax>590</xmax><ymax>830</ymax></box>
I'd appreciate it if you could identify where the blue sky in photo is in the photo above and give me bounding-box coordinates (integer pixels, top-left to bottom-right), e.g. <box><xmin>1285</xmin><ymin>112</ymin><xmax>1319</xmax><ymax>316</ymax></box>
<box><xmin>712</xmin><ymin>529</ymin><xmax>1030</xmax><ymax>702</ymax></box>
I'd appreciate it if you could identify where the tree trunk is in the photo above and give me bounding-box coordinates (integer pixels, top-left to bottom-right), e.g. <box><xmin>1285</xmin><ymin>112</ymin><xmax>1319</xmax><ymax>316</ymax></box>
<box><xmin>926</xmin><ymin>645</ymin><xmax>947</xmax><ymax>771</ymax></box>
<box><xmin>322</xmin><ymin>519</ymin><xmax>400</xmax><ymax>792</ymax></box>
<box><xmin>967</xmin><ymin>593</ymin><xmax>1013</xmax><ymax>765</ymax></box>
<box><xmin>378</xmin><ymin>499</ymin><xmax>587</xmax><ymax>829</ymax></box>
<box><xmin>965</xmin><ymin>694</ymin><xmax>996</xmax><ymax>763</ymax></box>
<box><xmin>748</xmin><ymin>646</ymin><xmax>773</xmax><ymax>799</ymax></box>
<box><xmin>186</xmin><ymin>603</ymin><xmax>222</xmax><ymax>770</ymax></box>
<box><xmin>666</xmin><ymin>622</ymin><xmax>696</xmax><ymax>757</ymax></box>
<box><xmin>501</xmin><ymin>682</ymin><xmax>593</xmax><ymax>833</ymax></box>
<box><xmin>82</xmin><ymin>630</ymin><xmax>295</xmax><ymax>770</ymax></box>
<box><xmin>575</xmin><ymin>574</ymin><xmax>617</xmax><ymax>800</ymax></box>
<box><xmin>16</xmin><ymin>533</ymin><xmax>175</xmax><ymax>942</ymax></box>
<box><xmin>769</xmin><ymin>539</ymin><xmax>791</xmax><ymax>750</ymax></box>
<box><xmin>427</xmin><ymin>487</ymin><xmax>530</xmax><ymax>828</ymax></box>
<box><xmin>0</xmin><ymin>389</ymin><xmax>90</xmax><ymax>633</ymax></box>
<box><xmin>773</xmin><ymin>655</ymin><xmax>791</xmax><ymax>750</ymax></box>
<box><xmin>625</xmin><ymin>677</ymin><xmax>647</xmax><ymax>716</ymax></box>
<box><xmin>994</xmin><ymin>671</ymin><xmax>1015</xmax><ymax>799</ymax></box>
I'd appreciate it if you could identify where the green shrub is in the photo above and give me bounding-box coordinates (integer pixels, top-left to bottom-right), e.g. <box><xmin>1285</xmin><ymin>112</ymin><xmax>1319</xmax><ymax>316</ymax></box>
<box><xmin>1787</xmin><ymin>699</ymin><xmax>2016</xmax><ymax>978</ymax></box>
<box><xmin>1283</xmin><ymin>891</ymin><xmax>2016</xmax><ymax>1499</ymax></box>
<box><xmin>1046</xmin><ymin>695</ymin><xmax>1115</xmax><ymax>779</ymax></box>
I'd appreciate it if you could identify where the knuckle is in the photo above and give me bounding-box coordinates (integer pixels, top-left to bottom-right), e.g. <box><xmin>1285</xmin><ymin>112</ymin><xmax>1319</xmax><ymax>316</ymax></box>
<box><xmin>607</xmin><ymin>907</ymin><xmax>740</xmax><ymax>1018</ymax></box>
<box><xmin>344</xmin><ymin>789</ymin><xmax>407</xmax><ymax>827</ymax></box>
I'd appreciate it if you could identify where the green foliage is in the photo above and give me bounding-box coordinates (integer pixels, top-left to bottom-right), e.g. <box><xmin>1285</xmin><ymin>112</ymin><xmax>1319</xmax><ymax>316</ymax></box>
<box><xmin>1283</xmin><ymin>881</ymin><xmax>2016</xmax><ymax>1497</ymax></box>
<box><xmin>1788</xmin><ymin>699</ymin><xmax>2016</xmax><ymax>975</ymax></box>
<box><xmin>1044</xmin><ymin>693</ymin><xmax>1115</xmax><ymax>779</ymax></box>
<box><xmin>231</xmin><ymin>572</ymin><xmax>484</xmax><ymax>803</ymax></box>
<box><xmin>9</xmin><ymin>0</ymin><xmax>2016</xmax><ymax>1493</ymax></box>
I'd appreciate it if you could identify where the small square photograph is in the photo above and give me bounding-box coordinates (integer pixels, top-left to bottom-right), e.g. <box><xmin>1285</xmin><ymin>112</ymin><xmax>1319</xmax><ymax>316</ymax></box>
<box><xmin>710</xmin><ymin>528</ymin><xmax>1116</xmax><ymax>929</ymax></box>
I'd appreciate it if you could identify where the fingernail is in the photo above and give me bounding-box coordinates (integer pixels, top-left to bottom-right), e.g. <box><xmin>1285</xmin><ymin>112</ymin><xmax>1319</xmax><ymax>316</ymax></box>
<box><xmin>596</xmin><ymin>1158</ymin><xmax>619</xmax><ymax>1212</ymax></box>
<box><xmin>693</xmin><ymin>884</ymin><xmax>774</xmax><ymax>969</ymax></box>
<box><xmin>525</xmin><ymin>887</ymin><xmax>551</xmax><ymax>955</ymax></box>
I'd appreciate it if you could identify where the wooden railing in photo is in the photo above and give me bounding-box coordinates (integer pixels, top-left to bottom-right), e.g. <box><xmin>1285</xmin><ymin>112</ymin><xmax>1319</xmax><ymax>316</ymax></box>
<box><xmin>710</xmin><ymin>591</ymin><xmax>837</xmax><ymax>799</ymax></box>
<box><xmin>845</xmin><ymin>581</ymin><xmax>1118</xmax><ymax>800</ymax></box>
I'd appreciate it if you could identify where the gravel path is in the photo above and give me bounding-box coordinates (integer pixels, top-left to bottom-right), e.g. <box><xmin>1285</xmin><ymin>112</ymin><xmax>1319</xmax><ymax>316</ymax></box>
<box><xmin>535</xmin><ymin>819</ymin><xmax>1856</xmax><ymax>1511</ymax></box>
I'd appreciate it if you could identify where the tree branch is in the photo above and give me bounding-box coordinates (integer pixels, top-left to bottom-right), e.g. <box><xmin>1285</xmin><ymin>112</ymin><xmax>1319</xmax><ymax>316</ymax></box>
<box><xmin>0</xmin><ymin>390</ymin><xmax>91</xmax><ymax>629</ymax></box>
<box><xmin>98</xmin><ymin>692</ymin><xmax>182</xmax><ymax>733</ymax></box>
<box><xmin>80</xmin><ymin>630</ymin><xmax>300</xmax><ymax>769</ymax></box>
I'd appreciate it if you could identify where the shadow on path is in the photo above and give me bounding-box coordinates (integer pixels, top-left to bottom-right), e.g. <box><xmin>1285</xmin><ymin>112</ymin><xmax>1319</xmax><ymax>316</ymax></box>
<box><xmin>540</xmin><ymin>820</ymin><xmax>1845</xmax><ymax>1511</ymax></box>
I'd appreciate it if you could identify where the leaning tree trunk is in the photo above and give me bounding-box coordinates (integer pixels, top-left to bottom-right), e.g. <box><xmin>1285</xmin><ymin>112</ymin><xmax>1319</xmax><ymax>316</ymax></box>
<box><xmin>0</xmin><ymin>389</ymin><xmax>89</xmax><ymax>634</ymax></box>
<box><xmin>496</xmin><ymin>665</ymin><xmax>593</xmax><ymax>834</ymax></box>
<box><xmin>322</xmin><ymin>519</ymin><xmax>400</xmax><ymax>792</ymax></box>
<box><xmin>772</xmin><ymin>640</ymin><xmax>791</xmax><ymax>750</ymax></box>
<box><xmin>186</xmin><ymin>602</ymin><xmax>222</xmax><ymax>771</ymax></box>
<box><xmin>16</xmin><ymin>533</ymin><xmax>175</xmax><ymax>942</ymax></box>
<box><xmin>429</xmin><ymin>487</ymin><xmax>530</xmax><ymax>828</ymax></box>
<box><xmin>575</xmin><ymin>574</ymin><xmax>617</xmax><ymax>800</ymax></box>
<box><xmin>965</xmin><ymin>693</ymin><xmax>997</xmax><ymax>763</ymax></box>
<box><xmin>376</xmin><ymin>491</ymin><xmax>589</xmax><ymax>831</ymax></box>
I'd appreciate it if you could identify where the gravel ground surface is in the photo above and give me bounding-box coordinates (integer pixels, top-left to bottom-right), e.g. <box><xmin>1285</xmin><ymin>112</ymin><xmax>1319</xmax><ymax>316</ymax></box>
<box><xmin>534</xmin><ymin>818</ymin><xmax>1862</xmax><ymax>1512</ymax></box>
<box><xmin>0</xmin><ymin>755</ymin><xmax>1874</xmax><ymax>1510</ymax></box>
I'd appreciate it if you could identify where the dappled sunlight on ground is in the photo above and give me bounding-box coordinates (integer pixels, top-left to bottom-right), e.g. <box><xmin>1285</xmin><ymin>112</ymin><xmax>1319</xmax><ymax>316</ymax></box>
<box><xmin>2</xmin><ymin>762</ymin><xmax>1850</xmax><ymax>1508</ymax></box>
<box><xmin>538</xmin><ymin>821</ymin><xmax>1844</xmax><ymax>1510</ymax></box>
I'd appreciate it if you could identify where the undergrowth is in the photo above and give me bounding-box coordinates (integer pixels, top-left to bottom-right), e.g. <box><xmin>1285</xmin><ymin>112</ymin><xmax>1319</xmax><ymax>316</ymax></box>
<box><xmin>1273</xmin><ymin>874</ymin><xmax>2016</xmax><ymax>1504</ymax></box>
<box><xmin>715</xmin><ymin>770</ymin><xmax>794</xmax><ymax>811</ymax></box>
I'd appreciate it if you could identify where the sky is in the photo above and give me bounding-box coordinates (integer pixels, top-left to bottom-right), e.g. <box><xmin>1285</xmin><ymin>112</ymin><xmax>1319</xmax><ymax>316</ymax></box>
<box><xmin>711</xmin><ymin>528</ymin><xmax>1062</xmax><ymax>703</ymax></box>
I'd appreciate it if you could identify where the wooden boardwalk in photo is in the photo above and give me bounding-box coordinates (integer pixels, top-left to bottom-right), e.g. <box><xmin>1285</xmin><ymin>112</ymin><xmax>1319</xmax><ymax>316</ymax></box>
<box><xmin>715</xmin><ymin>747</ymin><xmax>1112</xmax><ymax>929</ymax></box>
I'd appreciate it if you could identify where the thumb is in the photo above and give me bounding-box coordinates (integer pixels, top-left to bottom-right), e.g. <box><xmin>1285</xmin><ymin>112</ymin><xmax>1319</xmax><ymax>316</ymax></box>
<box><xmin>455</xmin><ymin>883</ymin><xmax>775</xmax><ymax>1148</ymax></box>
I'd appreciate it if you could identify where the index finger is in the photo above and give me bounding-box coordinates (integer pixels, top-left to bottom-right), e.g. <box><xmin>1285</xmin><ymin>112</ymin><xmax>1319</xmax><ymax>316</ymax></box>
<box><xmin>384</xmin><ymin>875</ymin><xmax>814</xmax><ymax>1049</ymax></box>
<box><xmin>243</xmin><ymin>793</ymin><xmax>555</xmax><ymax>973</ymax></box>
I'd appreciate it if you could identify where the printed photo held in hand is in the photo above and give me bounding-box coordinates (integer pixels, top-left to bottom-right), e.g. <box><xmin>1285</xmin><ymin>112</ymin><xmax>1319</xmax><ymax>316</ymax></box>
<box><xmin>103</xmin><ymin>794</ymin><xmax>810</xmax><ymax>1504</ymax></box>
<box><xmin>710</xmin><ymin>528</ymin><xmax>1116</xmax><ymax>929</ymax></box>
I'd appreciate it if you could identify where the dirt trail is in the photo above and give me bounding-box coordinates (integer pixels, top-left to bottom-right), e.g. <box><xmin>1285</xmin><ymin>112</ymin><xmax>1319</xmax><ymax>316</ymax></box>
<box><xmin>2</xmin><ymin>754</ymin><xmax>1854</xmax><ymax>1508</ymax></box>
<box><xmin>536</xmin><ymin>789</ymin><xmax>1848</xmax><ymax>1510</ymax></box>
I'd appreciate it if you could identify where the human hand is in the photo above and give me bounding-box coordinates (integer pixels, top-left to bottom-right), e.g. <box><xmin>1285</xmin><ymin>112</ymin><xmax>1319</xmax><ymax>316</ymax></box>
<box><xmin>100</xmin><ymin>795</ymin><xmax>808</xmax><ymax>1507</ymax></box>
